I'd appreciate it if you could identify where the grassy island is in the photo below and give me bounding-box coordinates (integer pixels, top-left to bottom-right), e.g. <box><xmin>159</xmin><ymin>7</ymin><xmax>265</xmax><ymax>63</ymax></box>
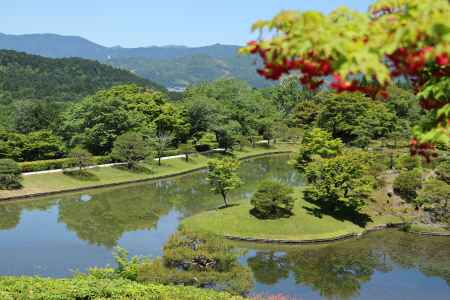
<box><xmin>182</xmin><ymin>189</ymin><xmax>404</xmax><ymax>243</ymax></box>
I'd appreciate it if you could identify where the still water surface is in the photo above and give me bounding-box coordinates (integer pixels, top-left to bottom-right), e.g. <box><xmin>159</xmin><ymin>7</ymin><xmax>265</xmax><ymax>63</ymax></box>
<box><xmin>0</xmin><ymin>155</ymin><xmax>449</xmax><ymax>299</ymax></box>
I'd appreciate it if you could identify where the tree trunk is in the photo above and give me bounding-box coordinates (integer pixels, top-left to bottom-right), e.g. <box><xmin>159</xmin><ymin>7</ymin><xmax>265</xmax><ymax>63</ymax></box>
<box><xmin>158</xmin><ymin>156</ymin><xmax>161</xmax><ymax>166</ymax></box>
<box><xmin>185</xmin><ymin>153</ymin><xmax>189</xmax><ymax>162</ymax></box>
<box><xmin>221</xmin><ymin>191</ymin><xmax>228</xmax><ymax>207</ymax></box>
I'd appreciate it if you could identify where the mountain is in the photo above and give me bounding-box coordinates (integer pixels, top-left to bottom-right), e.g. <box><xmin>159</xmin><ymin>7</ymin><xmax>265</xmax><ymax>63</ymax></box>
<box><xmin>0</xmin><ymin>50</ymin><xmax>164</xmax><ymax>104</ymax></box>
<box><xmin>0</xmin><ymin>33</ymin><xmax>271</xmax><ymax>88</ymax></box>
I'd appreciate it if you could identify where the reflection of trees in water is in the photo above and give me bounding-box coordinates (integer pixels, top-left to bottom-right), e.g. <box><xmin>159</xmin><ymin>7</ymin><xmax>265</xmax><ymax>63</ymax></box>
<box><xmin>246</xmin><ymin>231</ymin><xmax>450</xmax><ymax>299</ymax></box>
<box><xmin>57</xmin><ymin>187</ymin><xmax>173</xmax><ymax>248</ymax></box>
<box><xmin>0</xmin><ymin>199</ymin><xmax>56</xmax><ymax>230</ymax></box>
<box><xmin>1</xmin><ymin>156</ymin><xmax>301</xmax><ymax>247</ymax></box>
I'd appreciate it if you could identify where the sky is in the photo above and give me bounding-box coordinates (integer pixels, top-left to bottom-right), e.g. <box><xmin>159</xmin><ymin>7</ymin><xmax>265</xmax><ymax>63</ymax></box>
<box><xmin>2</xmin><ymin>0</ymin><xmax>373</xmax><ymax>47</ymax></box>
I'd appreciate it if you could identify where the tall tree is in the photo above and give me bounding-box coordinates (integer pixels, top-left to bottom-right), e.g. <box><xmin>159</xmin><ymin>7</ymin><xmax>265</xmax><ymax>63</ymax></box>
<box><xmin>207</xmin><ymin>158</ymin><xmax>241</xmax><ymax>207</ymax></box>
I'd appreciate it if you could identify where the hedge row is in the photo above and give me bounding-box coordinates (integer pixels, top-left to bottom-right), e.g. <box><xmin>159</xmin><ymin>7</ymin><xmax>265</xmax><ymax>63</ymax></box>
<box><xmin>19</xmin><ymin>156</ymin><xmax>112</xmax><ymax>173</ymax></box>
<box><xmin>0</xmin><ymin>276</ymin><xmax>244</xmax><ymax>300</ymax></box>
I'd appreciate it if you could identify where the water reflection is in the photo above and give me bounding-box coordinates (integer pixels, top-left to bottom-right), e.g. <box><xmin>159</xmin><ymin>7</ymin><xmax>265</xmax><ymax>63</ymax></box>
<box><xmin>242</xmin><ymin>230</ymin><xmax>450</xmax><ymax>299</ymax></box>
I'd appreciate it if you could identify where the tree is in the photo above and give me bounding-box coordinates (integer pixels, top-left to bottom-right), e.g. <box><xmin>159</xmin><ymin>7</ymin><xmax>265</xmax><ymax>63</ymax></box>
<box><xmin>304</xmin><ymin>150</ymin><xmax>375</xmax><ymax>212</ymax></box>
<box><xmin>214</xmin><ymin>121</ymin><xmax>241</xmax><ymax>152</ymax></box>
<box><xmin>67</xmin><ymin>146</ymin><xmax>94</xmax><ymax>173</ymax></box>
<box><xmin>112</xmin><ymin>132</ymin><xmax>147</xmax><ymax>170</ymax></box>
<box><xmin>250</xmin><ymin>181</ymin><xmax>295</xmax><ymax>219</ymax></box>
<box><xmin>242</xmin><ymin>0</ymin><xmax>449</xmax><ymax>160</ymax></box>
<box><xmin>207</xmin><ymin>158</ymin><xmax>241</xmax><ymax>207</ymax></box>
<box><xmin>13</xmin><ymin>100</ymin><xmax>59</xmax><ymax>134</ymax></box>
<box><xmin>295</xmin><ymin>128</ymin><xmax>343</xmax><ymax>171</ymax></box>
<box><xmin>416</xmin><ymin>179</ymin><xmax>450</xmax><ymax>223</ymax></box>
<box><xmin>178</xmin><ymin>141</ymin><xmax>195</xmax><ymax>162</ymax></box>
<box><xmin>393</xmin><ymin>169</ymin><xmax>423</xmax><ymax>202</ymax></box>
<box><xmin>153</xmin><ymin>131</ymin><xmax>173</xmax><ymax>166</ymax></box>
<box><xmin>0</xmin><ymin>159</ymin><xmax>22</xmax><ymax>190</ymax></box>
<box><xmin>237</xmin><ymin>135</ymin><xmax>251</xmax><ymax>151</ymax></box>
<box><xmin>317</xmin><ymin>92</ymin><xmax>396</xmax><ymax>147</ymax></box>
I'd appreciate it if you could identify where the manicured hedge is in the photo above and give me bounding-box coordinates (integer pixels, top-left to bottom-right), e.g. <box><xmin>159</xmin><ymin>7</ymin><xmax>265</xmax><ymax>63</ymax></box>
<box><xmin>19</xmin><ymin>156</ymin><xmax>113</xmax><ymax>173</ymax></box>
<box><xmin>0</xmin><ymin>276</ymin><xmax>244</xmax><ymax>300</ymax></box>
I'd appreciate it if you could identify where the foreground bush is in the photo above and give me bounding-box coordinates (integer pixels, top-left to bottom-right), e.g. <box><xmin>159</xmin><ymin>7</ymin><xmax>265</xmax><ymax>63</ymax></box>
<box><xmin>393</xmin><ymin>169</ymin><xmax>422</xmax><ymax>202</ymax></box>
<box><xmin>137</xmin><ymin>229</ymin><xmax>253</xmax><ymax>295</ymax></box>
<box><xmin>250</xmin><ymin>181</ymin><xmax>295</xmax><ymax>219</ymax></box>
<box><xmin>0</xmin><ymin>276</ymin><xmax>244</xmax><ymax>300</ymax></box>
<box><xmin>0</xmin><ymin>159</ymin><xmax>22</xmax><ymax>190</ymax></box>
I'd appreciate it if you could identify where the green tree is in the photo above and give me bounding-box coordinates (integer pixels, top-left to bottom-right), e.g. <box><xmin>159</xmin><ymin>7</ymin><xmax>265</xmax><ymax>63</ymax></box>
<box><xmin>178</xmin><ymin>141</ymin><xmax>195</xmax><ymax>162</ymax></box>
<box><xmin>317</xmin><ymin>92</ymin><xmax>396</xmax><ymax>147</ymax></box>
<box><xmin>153</xmin><ymin>131</ymin><xmax>173</xmax><ymax>166</ymax></box>
<box><xmin>111</xmin><ymin>132</ymin><xmax>147</xmax><ymax>170</ymax></box>
<box><xmin>207</xmin><ymin>158</ymin><xmax>241</xmax><ymax>207</ymax></box>
<box><xmin>416</xmin><ymin>179</ymin><xmax>450</xmax><ymax>223</ymax></box>
<box><xmin>67</xmin><ymin>146</ymin><xmax>94</xmax><ymax>173</ymax></box>
<box><xmin>250</xmin><ymin>181</ymin><xmax>295</xmax><ymax>219</ymax></box>
<box><xmin>13</xmin><ymin>100</ymin><xmax>59</xmax><ymax>134</ymax></box>
<box><xmin>393</xmin><ymin>169</ymin><xmax>423</xmax><ymax>202</ymax></box>
<box><xmin>214</xmin><ymin>121</ymin><xmax>241</xmax><ymax>152</ymax></box>
<box><xmin>304</xmin><ymin>150</ymin><xmax>375</xmax><ymax>212</ymax></box>
<box><xmin>0</xmin><ymin>159</ymin><xmax>22</xmax><ymax>190</ymax></box>
<box><xmin>295</xmin><ymin>128</ymin><xmax>343</xmax><ymax>171</ymax></box>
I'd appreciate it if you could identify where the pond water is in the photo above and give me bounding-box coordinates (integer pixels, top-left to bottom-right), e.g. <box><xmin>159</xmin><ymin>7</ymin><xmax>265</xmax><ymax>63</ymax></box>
<box><xmin>0</xmin><ymin>155</ymin><xmax>449</xmax><ymax>300</ymax></box>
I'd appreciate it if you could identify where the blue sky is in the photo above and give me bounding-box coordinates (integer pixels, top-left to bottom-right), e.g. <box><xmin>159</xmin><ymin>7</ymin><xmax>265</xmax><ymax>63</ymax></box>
<box><xmin>3</xmin><ymin>0</ymin><xmax>373</xmax><ymax>47</ymax></box>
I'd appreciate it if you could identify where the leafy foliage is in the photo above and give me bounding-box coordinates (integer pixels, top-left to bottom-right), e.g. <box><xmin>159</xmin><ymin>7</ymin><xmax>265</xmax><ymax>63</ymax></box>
<box><xmin>207</xmin><ymin>158</ymin><xmax>241</xmax><ymax>207</ymax></box>
<box><xmin>393</xmin><ymin>169</ymin><xmax>423</xmax><ymax>202</ymax></box>
<box><xmin>0</xmin><ymin>159</ymin><xmax>22</xmax><ymax>190</ymax></box>
<box><xmin>304</xmin><ymin>150</ymin><xmax>375</xmax><ymax>212</ymax></box>
<box><xmin>250</xmin><ymin>181</ymin><xmax>295</xmax><ymax>219</ymax></box>
<box><xmin>436</xmin><ymin>159</ymin><xmax>450</xmax><ymax>184</ymax></box>
<box><xmin>295</xmin><ymin>128</ymin><xmax>343</xmax><ymax>171</ymax></box>
<box><xmin>242</xmin><ymin>0</ymin><xmax>450</xmax><ymax>157</ymax></box>
<box><xmin>112</xmin><ymin>132</ymin><xmax>148</xmax><ymax>169</ymax></box>
<box><xmin>66</xmin><ymin>147</ymin><xmax>94</xmax><ymax>173</ymax></box>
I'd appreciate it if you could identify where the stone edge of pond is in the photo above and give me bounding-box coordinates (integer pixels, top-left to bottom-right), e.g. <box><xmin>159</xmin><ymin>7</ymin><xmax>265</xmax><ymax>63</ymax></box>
<box><xmin>0</xmin><ymin>150</ymin><xmax>293</xmax><ymax>202</ymax></box>
<box><xmin>223</xmin><ymin>223</ymin><xmax>409</xmax><ymax>244</ymax></box>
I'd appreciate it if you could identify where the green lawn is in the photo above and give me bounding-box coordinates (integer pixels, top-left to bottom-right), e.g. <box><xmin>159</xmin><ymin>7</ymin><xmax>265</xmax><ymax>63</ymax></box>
<box><xmin>182</xmin><ymin>189</ymin><xmax>403</xmax><ymax>241</ymax></box>
<box><xmin>0</xmin><ymin>144</ymin><xmax>296</xmax><ymax>200</ymax></box>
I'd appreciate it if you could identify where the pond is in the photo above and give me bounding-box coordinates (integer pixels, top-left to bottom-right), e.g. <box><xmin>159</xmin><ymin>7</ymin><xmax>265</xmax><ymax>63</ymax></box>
<box><xmin>0</xmin><ymin>155</ymin><xmax>449</xmax><ymax>300</ymax></box>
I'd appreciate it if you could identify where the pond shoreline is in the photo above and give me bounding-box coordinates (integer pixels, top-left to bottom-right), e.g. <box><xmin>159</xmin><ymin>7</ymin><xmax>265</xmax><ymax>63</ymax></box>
<box><xmin>0</xmin><ymin>150</ymin><xmax>293</xmax><ymax>202</ymax></box>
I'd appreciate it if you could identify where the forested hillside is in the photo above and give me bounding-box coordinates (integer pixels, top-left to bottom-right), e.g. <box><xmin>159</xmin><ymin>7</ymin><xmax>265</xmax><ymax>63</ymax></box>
<box><xmin>0</xmin><ymin>50</ymin><xmax>164</xmax><ymax>104</ymax></box>
<box><xmin>0</xmin><ymin>33</ymin><xmax>271</xmax><ymax>88</ymax></box>
<box><xmin>108</xmin><ymin>54</ymin><xmax>269</xmax><ymax>88</ymax></box>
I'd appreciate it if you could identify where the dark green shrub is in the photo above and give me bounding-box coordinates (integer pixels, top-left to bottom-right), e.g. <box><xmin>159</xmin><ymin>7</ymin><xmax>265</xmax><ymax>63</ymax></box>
<box><xmin>19</xmin><ymin>156</ymin><xmax>111</xmax><ymax>173</ymax></box>
<box><xmin>137</xmin><ymin>229</ymin><xmax>253</xmax><ymax>295</ymax></box>
<box><xmin>65</xmin><ymin>147</ymin><xmax>94</xmax><ymax>173</ymax></box>
<box><xmin>250</xmin><ymin>181</ymin><xmax>295</xmax><ymax>219</ymax></box>
<box><xmin>393</xmin><ymin>169</ymin><xmax>422</xmax><ymax>202</ymax></box>
<box><xmin>0</xmin><ymin>159</ymin><xmax>22</xmax><ymax>190</ymax></box>
<box><xmin>111</xmin><ymin>132</ymin><xmax>147</xmax><ymax>170</ymax></box>
<box><xmin>417</xmin><ymin>179</ymin><xmax>450</xmax><ymax>223</ymax></box>
<box><xmin>436</xmin><ymin>159</ymin><xmax>450</xmax><ymax>184</ymax></box>
<box><xmin>396</xmin><ymin>154</ymin><xmax>421</xmax><ymax>171</ymax></box>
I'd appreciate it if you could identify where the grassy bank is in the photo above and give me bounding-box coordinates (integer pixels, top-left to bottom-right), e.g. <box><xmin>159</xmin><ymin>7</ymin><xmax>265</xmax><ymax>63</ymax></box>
<box><xmin>0</xmin><ymin>276</ymin><xmax>244</xmax><ymax>300</ymax></box>
<box><xmin>182</xmin><ymin>189</ymin><xmax>403</xmax><ymax>242</ymax></box>
<box><xmin>0</xmin><ymin>144</ymin><xmax>296</xmax><ymax>201</ymax></box>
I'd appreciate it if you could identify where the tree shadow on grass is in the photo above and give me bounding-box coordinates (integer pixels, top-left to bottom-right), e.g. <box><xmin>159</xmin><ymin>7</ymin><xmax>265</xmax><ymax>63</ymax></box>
<box><xmin>112</xmin><ymin>165</ymin><xmax>153</xmax><ymax>174</ymax></box>
<box><xmin>302</xmin><ymin>201</ymin><xmax>372</xmax><ymax>227</ymax></box>
<box><xmin>63</xmin><ymin>170</ymin><xmax>100</xmax><ymax>182</ymax></box>
<box><xmin>249</xmin><ymin>207</ymin><xmax>294</xmax><ymax>220</ymax></box>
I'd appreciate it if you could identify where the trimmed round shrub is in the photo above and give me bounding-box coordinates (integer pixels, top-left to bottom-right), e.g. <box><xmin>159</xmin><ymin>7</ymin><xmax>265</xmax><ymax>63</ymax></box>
<box><xmin>250</xmin><ymin>181</ymin><xmax>295</xmax><ymax>219</ymax></box>
<box><xmin>0</xmin><ymin>159</ymin><xmax>22</xmax><ymax>190</ymax></box>
<box><xmin>393</xmin><ymin>169</ymin><xmax>422</xmax><ymax>202</ymax></box>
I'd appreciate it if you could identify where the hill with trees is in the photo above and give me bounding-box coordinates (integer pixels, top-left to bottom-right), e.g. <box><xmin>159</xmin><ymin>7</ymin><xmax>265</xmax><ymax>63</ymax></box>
<box><xmin>0</xmin><ymin>49</ymin><xmax>164</xmax><ymax>104</ymax></box>
<box><xmin>0</xmin><ymin>33</ymin><xmax>271</xmax><ymax>88</ymax></box>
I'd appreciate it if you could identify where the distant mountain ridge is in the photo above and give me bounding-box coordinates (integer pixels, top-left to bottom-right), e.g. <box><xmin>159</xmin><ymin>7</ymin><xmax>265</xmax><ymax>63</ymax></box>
<box><xmin>0</xmin><ymin>33</ymin><xmax>270</xmax><ymax>88</ymax></box>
